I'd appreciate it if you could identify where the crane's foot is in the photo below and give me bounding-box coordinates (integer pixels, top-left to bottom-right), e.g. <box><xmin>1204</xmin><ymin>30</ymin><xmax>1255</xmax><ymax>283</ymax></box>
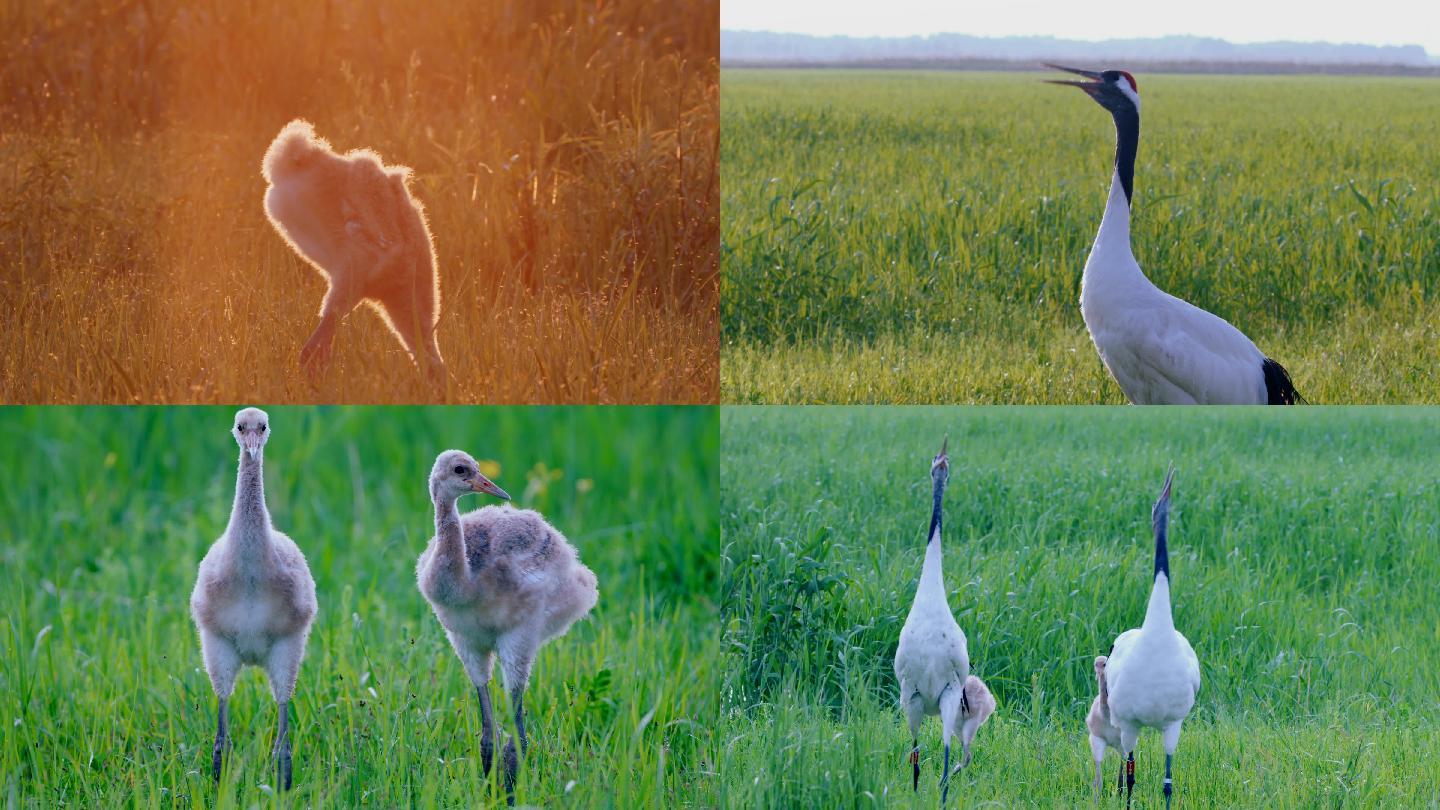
<box><xmin>480</xmin><ymin>731</ymin><xmax>495</xmax><ymax>777</ymax></box>
<box><xmin>910</xmin><ymin>748</ymin><xmax>920</xmax><ymax>791</ymax></box>
<box><xmin>502</xmin><ymin>736</ymin><xmax>519</xmax><ymax>807</ymax></box>
<box><xmin>211</xmin><ymin>736</ymin><xmax>229</xmax><ymax>783</ymax></box>
<box><xmin>273</xmin><ymin>739</ymin><xmax>293</xmax><ymax>791</ymax></box>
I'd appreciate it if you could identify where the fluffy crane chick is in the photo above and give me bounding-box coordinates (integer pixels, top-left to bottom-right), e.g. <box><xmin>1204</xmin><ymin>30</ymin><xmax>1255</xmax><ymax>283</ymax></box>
<box><xmin>190</xmin><ymin>408</ymin><xmax>317</xmax><ymax>790</ymax></box>
<box><xmin>1087</xmin><ymin>655</ymin><xmax>1124</xmax><ymax>793</ymax></box>
<box><xmin>417</xmin><ymin>450</ymin><xmax>598</xmax><ymax>804</ymax></box>
<box><xmin>261</xmin><ymin>120</ymin><xmax>445</xmax><ymax>381</ymax></box>
<box><xmin>955</xmin><ymin>675</ymin><xmax>996</xmax><ymax>770</ymax></box>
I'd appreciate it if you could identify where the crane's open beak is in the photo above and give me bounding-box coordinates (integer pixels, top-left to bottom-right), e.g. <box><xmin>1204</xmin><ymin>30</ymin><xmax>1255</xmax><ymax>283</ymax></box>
<box><xmin>469</xmin><ymin>475</ymin><xmax>511</xmax><ymax>501</ymax></box>
<box><xmin>1043</xmin><ymin>63</ymin><xmax>1106</xmax><ymax>95</ymax></box>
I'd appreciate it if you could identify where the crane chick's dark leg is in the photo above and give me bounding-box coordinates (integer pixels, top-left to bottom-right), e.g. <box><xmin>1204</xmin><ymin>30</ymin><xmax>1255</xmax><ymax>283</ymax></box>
<box><xmin>272</xmin><ymin>700</ymin><xmax>292</xmax><ymax>791</ymax></box>
<box><xmin>502</xmin><ymin>736</ymin><xmax>519</xmax><ymax>806</ymax></box>
<box><xmin>513</xmin><ymin>692</ymin><xmax>529</xmax><ymax>757</ymax></box>
<box><xmin>1164</xmin><ymin>753</ymin><xmax>1173</xmax><ymax>809</ymax></box>
<box><xmin>501</xmin><ymin>691</ymin><xmax>526</xmax><ymax>806</ymax></box>
<box><xmin>910</xmin><ymin>740</ymin><xmax>920</xmax><ymax>791</ymax></box>
<box><xmin>477</xmin><ymin>685</ymin><xmax>497</xmax><ymax>777</ymax></box>
<box><xmin>211</xmin><ymin>699</ymin><xmax>229</xmax><ymax>782</ymax></box>
<box><xmin>1126</xmin><ymin>752</ymin><xmax>1135</xmax><ymax>804</ymax></box>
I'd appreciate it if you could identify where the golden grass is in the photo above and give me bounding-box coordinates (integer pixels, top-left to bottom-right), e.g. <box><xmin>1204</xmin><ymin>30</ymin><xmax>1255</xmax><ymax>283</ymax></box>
<box><xmin>0</xmin><ymin>0</ymin><xmax>718</xmax><ymax>403</ymax></box>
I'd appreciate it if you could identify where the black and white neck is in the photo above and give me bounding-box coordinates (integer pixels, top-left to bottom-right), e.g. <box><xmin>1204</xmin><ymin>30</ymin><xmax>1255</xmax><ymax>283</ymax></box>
<box><xmin>917</xmin><ymin>443</ymin><xmax>952</xmax><ymax>598</ymax></box>
<box><xmin>1142</xmin><ymin>469</ymin><xmax>1176</xmax><ymax>633</ymax></box>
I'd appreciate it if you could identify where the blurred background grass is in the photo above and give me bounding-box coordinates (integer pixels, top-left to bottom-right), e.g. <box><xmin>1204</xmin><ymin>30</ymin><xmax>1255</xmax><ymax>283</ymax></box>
<box><xmin>719</xmin><ymin>406</ymin><xmax>1440</xmax><ymax>806</ymax></box>
<box><xmin>721</xmin><ymin>70</ymin><xmax>1440</xmax><ymax>403</ymax></box>
<box><xmin>0</xmin><ymin>405</ymin><xmax>718</xmax><ymax>806</ymax></box>
<box><xmin>0</xmin><ymin>0</ymin><xmax>718</xmax><ymax>403</ymax></box>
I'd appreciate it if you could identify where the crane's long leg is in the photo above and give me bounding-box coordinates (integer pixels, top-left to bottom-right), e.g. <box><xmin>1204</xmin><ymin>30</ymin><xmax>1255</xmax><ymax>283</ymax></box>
<box><xmin>940</xmin><ymin>743</ymin><xmax>952</xmax><ymax>804</ymax></box>
<box><xmin>457</xmin><ymin>649</ymin><xmax>499</xmax><ymax>790</ymax></box>
<box><xmin>212</xmin><ymin>698</ymin><xmax>229</xmax><ymax>782</ymax></box>
<box><xmin>903</xmin><ymin>692</ymin><xmax>923</xmax><ymax>792</ymax></box>
<box><xmin>497</xmin><ymin>638</ymin><xmax>535</xmax><ymax>808</ymax></box>
<box><xmin>264</xmin><ymin>636</ymin><xmax>305</xmax><ymax>792</ymax></box>
<box><xmin>1164</xmin><ymin>754</ymin><xmax>1173</xmax><ymax>810</ymax></box>
<box><xmin>958</xmin><ymin>714</ymin><xmax>981</xmax><ymax>771</ymax></box>
<box><xmin>938</xmin><ymin>686</ymin><xmax>962</xmax><ymax>806</ymax></box>
<box><xmin>1089</xmin><ymin>737</ymin><xmax>1106</xmax><ymax>794</ymax></box>
<box><xmin>513</xmin><ymin>692</ymin><xmax>528</xmax><ymax>756</ymax></box>
<box><xmin>504</xmin><ymin>691</ymin><xmax>532</xmax><ymax>801</ymax></box>
<box><xmin>301</xmin><ymin>275</ymin><xmax>363</xmax><ymax>374</ymax></box>
<box><xmin>500</xmin><ymin>691</ymin><xmax>527</xmax><ymax>805</ymax></box>
<box><xmin>199</xmin><ymin>630</ymin><xmax>240</xmax><ymax>783</ymax></box>
<box><xmin>1162</xmin><ymin>720</ymin><xmax>1183</xmax><ymax>810</ymax></box>
<box><xmin>273</xmin><ymin>700</ymin><xmax>292</xmax><ymax>791</ymax></box>
<box><xmin>477</xmin><ymin>685</ymin><xmax>497</xmax><ymax>778</ymax></box>
<box><xmin>1126</xmin><ymin>752</ymin><xmax>1135</xmax><ymax>805</ymax></box>
<box><xmin>909</xmin><ymin>741</ymin><xmax>919</xmax><ymax>791</ymax></box>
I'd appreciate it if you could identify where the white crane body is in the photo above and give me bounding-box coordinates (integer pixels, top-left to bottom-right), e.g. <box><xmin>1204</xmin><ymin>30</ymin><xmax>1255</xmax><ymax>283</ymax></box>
<box><xmin>893</xmin><ymin>440</ymin><xmax>974</xmax><ymax>802</ymax></box>
<box><xmin>896</xmin><ymin>537</ymin><xmax>970</xmax><ymax>717</ymax></box>
<box><xmin>1051</xmin><ymin>65</ymin><xmax>1299</xmax><ymax>405</ymax></box>
<box><xmin>1105</xmin><ymin>579</ymin><xmax>1200</xmax><ymax>736</ymax></box>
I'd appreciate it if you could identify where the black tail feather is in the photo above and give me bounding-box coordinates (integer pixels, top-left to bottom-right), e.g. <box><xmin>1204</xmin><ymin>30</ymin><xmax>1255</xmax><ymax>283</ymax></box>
<box><xmin>1262</xmin><ymin>358</ymin><xmax>1301</xmax><ymax>405</ymax></box>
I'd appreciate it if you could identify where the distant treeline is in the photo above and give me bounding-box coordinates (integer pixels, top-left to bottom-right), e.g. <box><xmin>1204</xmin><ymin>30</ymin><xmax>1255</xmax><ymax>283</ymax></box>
<box><xmin>721</xmin><ymin>57</ymin><xmax>1440</xmax><ymax>77</ymax></box>
<box><xmin>721</xmin><ymin>29</ymin><xmax>1440</xmax><ymax>77</ymax></box>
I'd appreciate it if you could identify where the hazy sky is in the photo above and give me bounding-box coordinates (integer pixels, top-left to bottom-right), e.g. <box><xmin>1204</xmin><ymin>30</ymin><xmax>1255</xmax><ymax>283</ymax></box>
<box><xmin>721</xmin><ymin>0</ymin><xmax>1440</xmax><ymax>56</ymax></box>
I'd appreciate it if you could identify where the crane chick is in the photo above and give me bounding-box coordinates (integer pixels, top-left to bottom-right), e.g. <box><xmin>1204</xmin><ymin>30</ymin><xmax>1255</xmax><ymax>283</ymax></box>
<box><xmin>1086</xmin><ymin>655</ymin><xmax>1124</xmax><ymax>794</ymax></box>
<box><xmin>190</xmin><ymin>408</ymin><xmax>317</xmax><ymax>790</ymax></box>
<box><xmin>955</xmin><ymin>675</ymin><xmax>996</xmax><ymax>771</ymax></box>
<box><xmin>261</xmin><ymin>120</ymin><xmax>445</xmax><ymax>381</ymax></box>
<box><xmin>416</xmin><ymin>450</ymin><xmax>598</xmax><ymax>804</ymax></box>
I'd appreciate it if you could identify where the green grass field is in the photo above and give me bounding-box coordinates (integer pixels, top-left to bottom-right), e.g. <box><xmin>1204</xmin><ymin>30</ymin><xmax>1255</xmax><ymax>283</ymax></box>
<box><xmin>0</xmin><ymin>406</ymin><xmax>718</xmax><ymax>807</ymax></box>
<box><xmin>720</xmin><ymin>406</ymin><xmax>1440</xmax><ymax>807</ymax></box>
<box><xmin>720</xmin><ymin>70</ymin><xmax>1440</xmax><ymax>404</ymax></box>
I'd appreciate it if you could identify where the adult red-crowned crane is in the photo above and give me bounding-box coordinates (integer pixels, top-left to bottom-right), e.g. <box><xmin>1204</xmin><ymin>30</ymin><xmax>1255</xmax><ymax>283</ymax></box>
<box><xmin>894</xmin><ymin>438</ymin><xmax>971</xmax><ymax>804</ymax></box>
<box><xmin>1102</xmin><ymin>467</ymin><xmax>1200</xmax><ymax>809</ymax></box>
<box><xmin>1047</xmin><ymin>65</ymin><xmax>1301</xmax><ymax>405</ymax></box>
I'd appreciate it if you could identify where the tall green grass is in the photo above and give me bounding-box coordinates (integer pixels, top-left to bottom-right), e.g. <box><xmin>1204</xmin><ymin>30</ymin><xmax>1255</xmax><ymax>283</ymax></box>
<box><xmin>721</xmin><ymin>70</ymin><xmax>1440</xmax><ymax>403</ymax></box>
<box><xmin>0</xmin><ymin>406</ymin><xmax>718</xmax><ymax>807</ymax></box>
<box><xmin>720</xmin><ymin>406</ymin><xmax>1440</xmax><ymax>806</ymax></box>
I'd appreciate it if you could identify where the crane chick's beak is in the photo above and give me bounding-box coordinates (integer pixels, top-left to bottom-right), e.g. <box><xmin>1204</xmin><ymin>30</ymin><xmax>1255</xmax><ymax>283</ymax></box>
<box><xmin>469</xmin><ymin>475</ymin><xmax>511</xmax><ymax>501</ymax></box>
<box><xmin>1043</xmin><ymin>63</ymin><xmax>1106</xmax><ymax>95</ymax></box>
<box><xmin>241</xmin><ymin>431</ymin><xmax>263</xmax><ymax>459</ymax></box>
